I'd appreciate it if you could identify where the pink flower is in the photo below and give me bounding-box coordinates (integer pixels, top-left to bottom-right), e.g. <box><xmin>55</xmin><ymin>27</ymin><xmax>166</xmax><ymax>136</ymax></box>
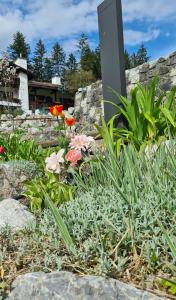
<box><xmin>45</xmin><ymin>149</ymin><xmax>65</xmax><ymax>174</ymax></box>
<box><xmin>65</xmin><ymin>149</ymin><xmax>82</xmax><ymax>166</ymax></box>
<box><xmin>0</xmin><ymin>146</ymin><xmax>5</xmax><ymax>154</ymax></box>
<box><xmin>69</xmin><ymin>135</ymin><xmax>95</xmax><ymax>152</ymax></box>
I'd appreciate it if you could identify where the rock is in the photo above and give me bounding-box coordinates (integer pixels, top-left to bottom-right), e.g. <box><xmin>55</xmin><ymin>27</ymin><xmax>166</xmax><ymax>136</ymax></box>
<box><xmin>145</xmin><ymin>140</ymin><xmax>176</xmax><ymax>159</ymax></box>
<box><xmin>27</xmin><ymin>127</ymin><xmax>41</xmax><ymax>135</ymax></box>
<box><xmin>0</xmin><ymin>160</ymin><xmax>38</xmax><ymax>200</ymax></box>
<box><xmin>7</xmin><ymin>271</ymin><xmax>166</xmax><ymax>300</ymax></box>
<box><xmin>0</xmin><ymin>199</ymin><xmax>34</xmax><ymax>231</ymax></box>
<box><xmin>0</xmin><ymin>114</ymin><xmax>13</xmax><ymax>120</ymax></box>
<box><xmin>68</xmin><ymin>107</ymin><xmax>75</xmax><ymax>115</ymax></box>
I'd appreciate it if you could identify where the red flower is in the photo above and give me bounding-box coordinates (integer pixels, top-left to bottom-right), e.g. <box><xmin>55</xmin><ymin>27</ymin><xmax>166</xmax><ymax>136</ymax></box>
<box><xmin>65</xmin><ymin>149</ymin><xmax>82</xmax><ymax>166</ymax></box>
<box><xmin>65</xmin><ymin>117</ymin><xmax>76</xmax><ymax>127</ymax></box>
<box><xmin>49</xmin><ymin>105</ymin><xmax>63</xmax><ymax>116</ymax></box>
<box><xmin>0</xmin><ymin>146</ymin><xmax>5</xmax><ymax>154</ymax></box>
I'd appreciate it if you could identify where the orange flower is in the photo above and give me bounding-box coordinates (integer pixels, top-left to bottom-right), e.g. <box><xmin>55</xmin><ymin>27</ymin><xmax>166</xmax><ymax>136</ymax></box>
<box><xmin>65</xmin><ymin>117</ymin><xmax>76</xmax><ymax>127</ymax></box>
<box><xmin>49</xmin><ymin>105</ymin><xmax>63</xmax><ymax>116</ymax></box>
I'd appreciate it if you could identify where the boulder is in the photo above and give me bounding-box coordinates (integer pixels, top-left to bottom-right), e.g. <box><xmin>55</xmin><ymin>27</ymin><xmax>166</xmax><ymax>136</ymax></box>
<box><xmin>0</xmin><ymin>160</ymin><xmax>37</xmax><ymax>200</ymax></box>
<box><xmin>7</xmin><ymin>271</ymin><xmax>166</xmax><ymax>300</ymax></box>
<box><xmin>0</xmin><ymin>199</ymin><xmax>34</xmax><ymax>231</ymax></box>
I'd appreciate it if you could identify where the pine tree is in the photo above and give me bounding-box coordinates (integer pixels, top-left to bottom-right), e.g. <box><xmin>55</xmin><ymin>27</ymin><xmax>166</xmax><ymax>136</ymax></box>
<box><xmin>124</xmin><ymin>50</ymin><xmax>131</xmax><ymax>70</ymax></box>
<box><xmin>136</xmin><ymin>43</ymin><xmax>149</xmax><ymax>65</ymax></box>
<box><xmin>92</xmin><ymin>45</ymin><xmax>101</xmax><ymax>80</ymax></box>
<box><xmin>77</xmin><ymin>34</ymin><xmax>99</xmax><ymax>77</ymax></box>
<box><xmin>8</xmin><ymin>31</ymin><xmax>30</xmax><ymax>61</ymax></box>
<box><xmin>43</xmin><ymin>57</ymin><xmax>53</xmax><ymax>82</ymax></box>
<box><xmin>77</xmin><ymin>33</ymin><xmax>89</xmax><ymax>57</ymax></box>
<box><xmin>51</xmin><ymin>42</ymin><xmax>66</xmax><ymax>77</ymax></box>
<box><xmin>66</xmin><ymin>53</ymin><xmax>77</xmax><ymax>73</ymax></box>
<box><xmin>130</xmin><ymin>53</ymin><xmax>138</xmax><ymax>68</ymax></box>
<box><xmin>32</xmin><ymin>39</ymin><xmax>46</xmax><ymax>81</ymax></box>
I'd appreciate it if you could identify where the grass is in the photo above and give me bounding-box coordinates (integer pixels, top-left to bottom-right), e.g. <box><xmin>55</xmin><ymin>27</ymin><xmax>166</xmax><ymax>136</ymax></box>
<box><xmin>0</xmin><ymin>143</ymin><xmax>176</xmax><ymax>299</ymax></box>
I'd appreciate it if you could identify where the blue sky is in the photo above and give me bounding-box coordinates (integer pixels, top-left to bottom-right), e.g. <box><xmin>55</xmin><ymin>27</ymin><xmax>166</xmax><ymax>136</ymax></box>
<box><xmin>0</xmin><ymin>0</ymin><xmax>176</xmax><ymax>60</ymax></box>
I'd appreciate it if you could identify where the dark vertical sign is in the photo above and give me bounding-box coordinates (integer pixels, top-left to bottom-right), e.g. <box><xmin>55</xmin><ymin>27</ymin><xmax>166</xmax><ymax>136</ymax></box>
<box><xmin>98</xmin><ymin>0</ymin><xmax>126</xmax><ymax>122</ymax></box>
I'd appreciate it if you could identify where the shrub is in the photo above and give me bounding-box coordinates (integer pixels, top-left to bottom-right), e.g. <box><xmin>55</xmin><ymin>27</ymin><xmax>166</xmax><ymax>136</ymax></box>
<box><xmin>106</xmin><ymin>78</ymin><xmax>176</xmax><ymax>150</ymax></box>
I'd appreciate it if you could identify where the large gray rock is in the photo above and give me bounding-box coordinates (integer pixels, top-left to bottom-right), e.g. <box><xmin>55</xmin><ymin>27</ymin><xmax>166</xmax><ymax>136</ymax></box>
<box><xmin>7</xmin><ymin>271</ymin><xmax>167</xmax><ymax>300</ymax></box>
<box><xmin>0</xmin><ymin>160</ymin><xmax>37</xmax><ymax>200</ymax></box>
<box><xmin>0</xmin><ymin>199</ymin><xmax>34</xmax><ymax>231</ymax></box>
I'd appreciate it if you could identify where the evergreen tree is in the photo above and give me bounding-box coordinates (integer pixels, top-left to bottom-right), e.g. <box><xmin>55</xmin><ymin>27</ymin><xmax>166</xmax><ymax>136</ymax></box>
<box><xmin>136</xmin><ymin>43</ymin><xmax>149</xmax><ymax>65</ymax></box>
<box><xmin>77</xmin><ymin>33</ymin><xmax>89</xmax><ymax>57</ymax></box>
<box><xmin>51</xmin><ymin>42</ymin><xmax>66</xmax><ymax>77</ymax></box>
<box><xmin>124</xmin><ymin>49</ymin><xmax>131</xmax><ymax>70</ymax></box>
<box><xmin>43</xmin><ymin>57</ymin><xmax>53</xmax><ymax>82</ymax></box>
<box><xmin>32</xmin><ymin>39</ymin><xmax>46</xmax><ymax>81</ymax></box>
<box><xmin>77</xmin><ymin>34</ymin><xmax>101</xmax><ymax>79</ymax></box>
<box><xmin>81</xmin><ymin>47</ymin><xmax>95</xmax><ymax>72</ymax></box>
<box><xmin>130</xmin><ymin>52</ymin><xmax>138</xmax><ymax>68</ymax></box>
<box><xmin>92</xmin><ymin>45</ymin><xmax>101</xmax><ymax>80</ymax></box>
<box><xmin>66</xmin><ymin>53</ymin><xmax>77</xmax><ymax>73</ymax></box>
<box><xmin>8</xmin><ymin>31</ymin><xmax>30</xmax><ymax>61</ymax></box>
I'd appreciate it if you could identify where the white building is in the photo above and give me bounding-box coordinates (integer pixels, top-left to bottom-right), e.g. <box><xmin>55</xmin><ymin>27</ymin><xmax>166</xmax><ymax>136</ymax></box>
<box><xmin>0</xmin><ymin>57</ymin><xmax>74</xmax><ymax>113</ymax></box>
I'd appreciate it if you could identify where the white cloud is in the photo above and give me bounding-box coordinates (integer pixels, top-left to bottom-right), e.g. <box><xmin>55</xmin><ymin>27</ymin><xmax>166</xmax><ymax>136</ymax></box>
<box><xmin>124</xmin><ymin>29</ymin><xmax>160</xmax><ymax>46</ymax></box>
<box><xmin>123</xmin><ymin>0</ymin><xmax>176</xmax><ymax>22</ymax></box>
<box><xmin>0</xmin><ymin>0</ymin><xmax>175</xmax><ymax>52</ymax></box>
<box><xmin>0</xmin><ymin>0</ymin><xmax>100</xmax><ymax>50</ymax></box>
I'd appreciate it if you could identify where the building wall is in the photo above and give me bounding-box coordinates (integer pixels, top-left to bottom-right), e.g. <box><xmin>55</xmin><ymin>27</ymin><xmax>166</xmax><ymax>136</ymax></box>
<box><xmin>18</xmin><ymin>72</ymin><xmax>29</xmax><ymax>111</ymax></box>
<box><xmin>74</xmin><ymin>51</ymin><xmax>176</xmax><ymax>129</ymax></box>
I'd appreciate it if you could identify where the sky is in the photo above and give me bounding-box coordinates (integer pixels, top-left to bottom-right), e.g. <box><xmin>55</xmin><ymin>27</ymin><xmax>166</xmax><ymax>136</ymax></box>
<box><xmin>0</xmin><ymin>0</ymin><xmax>176</xmax><ymax>60</ymax></box>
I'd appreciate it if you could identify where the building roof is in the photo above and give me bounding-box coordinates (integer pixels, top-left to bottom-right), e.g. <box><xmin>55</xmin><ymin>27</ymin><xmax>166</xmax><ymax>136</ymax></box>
<box><xmin>28</xmin><ymin>80</ymin><xmax>60</xmax><ymax>90</ymax></box>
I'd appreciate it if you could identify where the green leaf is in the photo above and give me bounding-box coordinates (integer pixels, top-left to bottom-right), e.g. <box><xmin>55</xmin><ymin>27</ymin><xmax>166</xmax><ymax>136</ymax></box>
<box><xmin>161</xmin><ymin>108</ymin><xmax>175</xmax><ymax>127</ymax></box>
<box><xmin>43</xmin><ymin>191</ymin><xmax>76</xmax><ymax>254</ymax></box>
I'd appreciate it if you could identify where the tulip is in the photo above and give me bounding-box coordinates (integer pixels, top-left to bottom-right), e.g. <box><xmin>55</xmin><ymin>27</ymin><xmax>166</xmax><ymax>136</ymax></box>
<box><xmin>65</xmin><ymin>117</ymin><xmax>76</xmax><ymax>127</ymax></box>
<box><xmin>49</xmin><ymin>105</ymin><xmax>63</xmax><ymax>116</ymax></box>
<box><xmin>0</xmin><ymin>146</ymin><xmax>5</xmax><ymax>154</ymax></box>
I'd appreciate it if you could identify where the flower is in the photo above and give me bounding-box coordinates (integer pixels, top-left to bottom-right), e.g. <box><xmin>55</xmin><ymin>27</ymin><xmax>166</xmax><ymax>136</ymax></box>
<box><xmin>45</xmin><ymin>149</ymin><xmax>65</xmax><ymax>174</ymax></box>
<box><xmin>65</xmin><ymin>149</ymin><xmax>82</xmax><ymax>166</ymax></box>
<box><xmin>0</xmin><ymin>146</ymin><xmax>5</xmax><ymax>154</ymax></box>
<box><xmin>69</xmin><ymin>135</ymin><xmax>95</xmax><ymax>152</ymax></box>
<box><xmin>65</xmin><ymin>117</ymin><xmax>76</xmax><ymax>127</ymax></box>
<box><xmin>49</xmin><ymin>105</ymin><xmax>63</xmax><ymax>116</ymax></box>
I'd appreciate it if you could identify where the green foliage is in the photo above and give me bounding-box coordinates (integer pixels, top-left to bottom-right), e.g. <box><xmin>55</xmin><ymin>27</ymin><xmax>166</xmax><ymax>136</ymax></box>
<box><xmin>160</xmin><ymin>278</ymin><xmax>176</xmax><ymax>295</ymax></box>
<box><xmin>159</xmin><ymin>223</ymin><xmax>176</xmax><ymax>295</ymax></box>
<box><xmin>77</xmin><ymin>34</ymin><xmax>101</xmax><ymax>80</ymax></box>
<box><xmin>93</xmin><ymin>45</ymin><xmax>101</xmax><ymax>80</ymax></box>
<box><xmin>43</xmin><ymin>192</ymin><xmax>75</xmax><ymax>254</ymax></box>
<box><xmin>24</xmin><ymin>172</ymin><xmax>74</xmax><ymax>212</ymax></box>
<box><xmin>8</xmin><ymin>31</ymin><xmax>30</xmax><ymax>61</ymax></box>
<box><xmin>124</xmin><ymin>49</ymin><xmax>131</xmax><ymax>70</ymax></box>
<box><xmin>51</xmin><ymin>42</ymin><xmax>66</xmax><ymax>77</ymax></box>
<box><xmin>32</xmin><ymin>39</ymin><xmax>46</xmax><ymax>81</ymax></box>
<box><xmin>43</xmin><ymin>57</ymin><xmax>53</xmax><ymax>82</ymax></box>
<box><xmin>0</xmin><ymin>132</ymin><xmax>53</xmax><ymax>171</ymax></box>
<box><xmin>136</xmin><ymin>43</ymin><xmax>150</xmax><ymax>65</ymax></box>
<box><xmin>0</xmin><ymin>144</ymin><xmax>176</xmax><ymax>297</ymax></box>
<box><xmin>125</xmin><ymin>44</ymin><xmax>149</xmax><ymax>69</ymax></box>
<box><xmin>106</xmin><ymin>78</ymin><xmax>176</xmax><ymax>150</ymax></box>
<box><xmin>66</xmin><ymin>53</ymin><xmax>77</xmax><ymax>73</ymax></box>
<box><xmin>64</xmin><ymin>69</ymin><xmax>95</xmax><ymax>92</ymax></box>
<box><xmin>71</xmin><ymin>142</ymin><xmax>176</xmax><ymax>274</ymax></box>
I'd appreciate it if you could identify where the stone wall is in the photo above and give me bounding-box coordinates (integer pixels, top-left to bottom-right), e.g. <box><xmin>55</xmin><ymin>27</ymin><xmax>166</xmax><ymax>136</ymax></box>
<box><xmin>74</xmin><ymin>81</ymin><xmax>103</xmax><ymax>131</ymax></box>
<box><xmin>74</xmin><ymin>51</ymin><xmax>176</xmax><ymax>127</ymax></box>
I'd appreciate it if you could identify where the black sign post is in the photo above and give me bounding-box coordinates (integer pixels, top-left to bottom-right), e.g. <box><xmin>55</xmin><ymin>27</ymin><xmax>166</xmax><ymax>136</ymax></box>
<box><xmin>97</xmin><ymin>0</ymin><xmax>126</xmax><ymax>122</ymax></box>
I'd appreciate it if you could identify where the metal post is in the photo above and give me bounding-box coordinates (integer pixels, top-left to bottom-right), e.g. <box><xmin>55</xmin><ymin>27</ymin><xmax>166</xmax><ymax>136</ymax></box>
<box><xmin>97</xmin><ymin>0</ymin><xmax>126</xmax><ymax>122</ymax></box>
